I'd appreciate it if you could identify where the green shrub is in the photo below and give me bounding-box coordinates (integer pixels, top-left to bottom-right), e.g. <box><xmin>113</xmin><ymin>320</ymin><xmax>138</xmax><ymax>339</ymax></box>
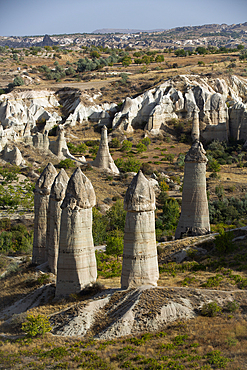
<box><xmin>224</xmin><ymin>300</ymin><xmax>239</xmax><ymax>313</ymax></box>
<box><xmin>22</xmin><ymin>314</ymin><xmax>52</xmax><ymax>338</ymax></box>
<box><xmin>206</xmin><ymin>350</ymin><xmax>230</xmax><ymax>368</ymax></box>
<box><xmin>115</xmin><ymin>157</ymin><xmax>141</xmax><ymax>173</ymax></box>
<box><xmin>215</xmin><ymin>230</ymin><xmax>234</xmax><ymax>254</ymax></box>
<box><xmin>58</xmin><ymin>159</ymin><xmax>75</xmax><ymax>169</ymax></box>
<box><xmin>201</xmin><ymin>302</ymin><xmax>222</xmax><ymax>317</ymax></box>
<box><xmin>110</xmin><ymin>138</ymin><xmax>121</xmax><ymax>148</ymax></box>
<box><xmin>141</xmin><ymin>137</ymin><xmax>151</xmax><ymax>146</ymax></box>
<box><xmin>136</xmin><ymin>142</ymin><xmax>147</xmax><ymax>153</ymax></box>
<box><xmin>121</xmin><ymin>140</ymin><xmax>132</xmax><ymax>152</ymax></box>
<box><xmin>106</xmin><ymin>229</ymin><xmax>123</xmax><ymax>260</ymax></box>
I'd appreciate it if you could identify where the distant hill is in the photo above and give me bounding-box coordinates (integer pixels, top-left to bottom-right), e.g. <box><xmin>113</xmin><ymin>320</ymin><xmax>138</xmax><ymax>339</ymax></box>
<box><xmin>92</xmin><ymin>28</ymin><xmax>166</xmax><ymax>34</ymax></box>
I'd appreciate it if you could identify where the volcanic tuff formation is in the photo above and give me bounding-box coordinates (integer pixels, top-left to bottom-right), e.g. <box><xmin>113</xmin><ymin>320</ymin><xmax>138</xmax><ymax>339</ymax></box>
<box><xmin>175</xmin><ymin>141</ymin><xmax>210</xmax><ymax>239</ymax></box>
<box><xmin>56</xmin><ymin>168</ymin><xmax>97</xmax><ymax>297</ymax></box>
<box><xmin>92</xmin><ymin>125</ymin><xmax>119</xmax><ymax>174</ymax></box>
<box><xmin>121</xmin><ymin>170</ymin><xmax>159</xmax><ymax>289</ymax></box>
<box><xmin>32</xmin><ymin>163</ymin><xmax>57</xmax><ymax>265</ymax></box>
<box><xmin>47</xmin><ymin>169</ymin><xmax>69</xmax><ymax>275</ymax></box>
<box><xmin>0</xmin><ymin>75</ymin><xmax>246</xmax><ymax>153</ymax></box>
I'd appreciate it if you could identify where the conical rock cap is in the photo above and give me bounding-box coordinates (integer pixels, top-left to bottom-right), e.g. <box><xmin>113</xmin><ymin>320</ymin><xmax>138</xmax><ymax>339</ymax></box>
<box><xmin>35</xmin><ymin>163</ymin><xmax>57</xmax><ymax>195</ymax></box>
<box><xmin>50</xmin><ymin>169</ymin><xmax>69</xmax><ymax>201</ymax></box>
<box><xmin>124</xmin><ymin>170</ymin><xmax>155</xmax><ymax>212</ymax></box>
<box><xmin>62</xmin><ymin>167</ymin><xmax>96</xmax><ymax>209</ymax></box>
<box><xmin>185</xmin><ymin>141</ymin><xmax>208</xmax><ymax>163</ymax></box>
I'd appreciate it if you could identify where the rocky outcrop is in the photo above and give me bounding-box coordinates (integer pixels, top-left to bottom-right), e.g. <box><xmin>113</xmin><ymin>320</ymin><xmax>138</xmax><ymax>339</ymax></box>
<box><xmin>112</xmin><ymin>75</ymin><xmax>247</xmax><ymax>140</ymax></box>
<box><xmin>32</xmin><ymin>132</ymin><xmax>50</xmax><ymax>151</ymax></box>
<box><xmin>32</xmin><ymin>163</ymin><xmax>57</xmax><ymax>265</ymax></box>
<box><xmin>1</xmin><ymin>145</ymin><xmax>26</xmax><ymax>166</ymax></box>
<box><xmin>49</xmin><ymin>127</ymin><xmax>76</xmax><ymax>160</ymax></box>
<box><xmin>92</xmin><ymin>126</ymin><xmax>119</xmax><ymax>174</ymax></box>
<box><xmin>0</xmin><ymin>90</ymin><xmax>61</xmax><ymax>136</ymax></box>
<box><xmin>47</xmin><ymin>169</ymin><xmax>69</xmax><ymax>275</ymax></box>
<box><xmin>175</xmin><ymin>141</ymin><xmax>210</xmax><ymax>239</ymax></box>
<box><xmin>0</xmin><ymin>75</ymin><xmax>247</xmax><ymax>145</ymax></box>
<box><xmin>56</xmin><ymin>168</ymin><xmax>97</xmax><ymax>297</ymax></box>
<box><xmin>121</xmin><ymin>170</ymin><xmax>159</xmax><ymax>289</ymax></box>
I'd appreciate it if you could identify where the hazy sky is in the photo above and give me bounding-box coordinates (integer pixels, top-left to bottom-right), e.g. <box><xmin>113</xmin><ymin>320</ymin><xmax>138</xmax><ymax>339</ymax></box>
<box><xmin>1</xmin><ymin>0</ymin><xmax>247</xmax><ymax>36</ymax></box>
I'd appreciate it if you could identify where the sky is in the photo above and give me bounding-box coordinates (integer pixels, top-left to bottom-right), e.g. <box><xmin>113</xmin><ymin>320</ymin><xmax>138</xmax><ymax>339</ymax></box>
<box><xmin>0</xmin><ymin>0</ymin><xmax>247</xmax><ymax>36</ymax></box>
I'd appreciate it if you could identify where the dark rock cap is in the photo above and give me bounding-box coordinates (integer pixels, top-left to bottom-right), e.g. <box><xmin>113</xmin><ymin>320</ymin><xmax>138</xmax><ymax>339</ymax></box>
<box><xmin>185</xmin><ymin>141</ymin><xmax>208</xmax><ymax>163</ymax></box>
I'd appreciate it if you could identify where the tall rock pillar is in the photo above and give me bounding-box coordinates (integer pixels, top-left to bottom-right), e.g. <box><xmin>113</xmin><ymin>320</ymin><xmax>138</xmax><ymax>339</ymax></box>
<box><xmin>92</xmin><ymin>125</ymin><xmax>119</xmax><ymax>174</ymax></box>
<box><xmin>191</xmin><ymin>108</ymin><xmax>200</xmax><ymax>142</ymax></box>
<box><xmin>47</xmin><ymin>169</ymin><xmax>69</xmax><ymax>275</ymax></box>
<box><xmin>32</xmin><ymin>163</ymin><xmax>57</xmax><ymax>265</ymax></box>
<box><xmin>121</xmin><ymin>170</ymin><xmax>159</xmax><ymax>289</ymax></box>
<box><xmin>175</xmin><ymin>141</ymin><xmax>210</xmax><ymax>239</ymax></box>
<box><xmin>56</xmin><ymin>168</ymin><xmax>97</xmax><ymax>297</ymax></box>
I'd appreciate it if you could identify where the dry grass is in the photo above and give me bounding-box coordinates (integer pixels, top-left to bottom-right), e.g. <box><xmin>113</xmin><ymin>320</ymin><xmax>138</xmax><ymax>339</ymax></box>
<box><xmin>1</xmin><ymin>315</ymin><xmax>247</xmax><ymax>369</ymax></box>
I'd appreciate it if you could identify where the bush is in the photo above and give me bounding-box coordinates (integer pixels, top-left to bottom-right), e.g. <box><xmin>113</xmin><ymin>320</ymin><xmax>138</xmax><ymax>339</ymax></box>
<box><xmin>136</xmin><ymin>142</ymin><xmax>147</xmax><ymax>153</ymax></box>
<box><xmin>201</xmin><ymin>302</ymin><xmax>222</xmax><ymax>317</ymax></box>
<box><xmin>106</xmin><ymin>199</ymin><xmax>126</xmax><ymax>232</ymax></box>
<box><xmin>156</xmin><ymin>197</ymin><xmax>180</xmax><ymax>231</ymax></box>
<box><xmin>208</xmin><ymin>159</ymin><xmax>221</xmax><ymax>173</ymax></box>
<box><xmin>214</xmin><ymin>229</ymin><xmax>234</xmax><ymax>254</ymax></box>
<box><xmin>58</xmin><ymin>159</ymin><xmax>75</xmax><ymax>169</ymax></box>
<box><xmin>106</xmin><ymin>229</ymin><xmax>123</xmax><ymax>260</ymax></box>
<box><xmin>141</xmin><ymin>137</ymin><xmax>151</xmax><ymax>146</ymax></box>
<box><xmin>115</xmin><ymin>158</ymin><xmax>141</xmax><ymax>173</ymax></box>
<box><xmin>121</xmin><ymin>140</ymin><xmax>132</xmax><ymax>152</ymax></box>
<box><xmin>110</xmin><ymin>138</ymin><xmax>120</xmax><ymax>148</ymax></box>
<box><xmin>22</xmin><ymin>314</ymin><xmax>52</xmax><ymax>338</ymax></box>
<box><xmin>0</xmin><ymin>222</ymin><xmax>33</xmax><ymax>255</ymax></box>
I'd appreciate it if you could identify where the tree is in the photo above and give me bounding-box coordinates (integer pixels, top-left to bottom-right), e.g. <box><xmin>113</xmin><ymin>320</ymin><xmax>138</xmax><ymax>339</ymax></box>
<box><xmin>159</xmin><ymin>198</ymin><xmax>180</xmax><ymax>230</ymax></box>
<box><xmin>155</xmin><ymin>55</ymin><xmax>164</xmax><ymax>63</ymax></box>
<box><xmin>13</xmin><ymin>76</ymin><xmax>24</xmax><ymax>86</ymax></box>
<box><xmin>106</xmin><ymin>199</ymin><xmax>126</xmax><ymax>232</ymax></box>
<box><xmin>106</xmin><ymin>229</ymin><xmax>123</xmax><ymax>260</ymax></box>
<box><xmin>237</xmin><ymin>44</ymin><xmax>244</xmax><ymax>50</ymax></box>
<box><xmin>174</xmin><ymin>49</ymin><xmax>187</xmax><ymax>57</ymax></box>
<box><xmin>122</xmin><ymin>56</ymin><xmax>132</xmax><ymax>67</ymax></box>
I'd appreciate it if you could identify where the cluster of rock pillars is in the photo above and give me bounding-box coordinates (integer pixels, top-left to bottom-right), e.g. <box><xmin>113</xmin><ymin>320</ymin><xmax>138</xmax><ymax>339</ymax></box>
<box><xmin>32</xmin><ymin>122</ymin><xmax>210</xmax><ymax>297</ymax></box>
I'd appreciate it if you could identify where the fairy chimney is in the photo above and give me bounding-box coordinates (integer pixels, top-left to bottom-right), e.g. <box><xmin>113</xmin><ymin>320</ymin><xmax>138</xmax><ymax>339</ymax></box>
<box><xmin>92</xmin><ymin>125</ymin><xmax>119</xmax><ymax>174</ymax></box>
<box><xmin>175</xmin><ymin>141</ymin><xmax>210</xmax><ymax>239</ymax></box>
<box><xmin>55</xmin><ymin>168</ymin><xmax>97</xmax><ymax>296</ymax></box>
<box><xmin>32</xmin><ymin>163</ymin><xmax>57</xmax><ymax>265</ymax></box>
<box><xmin>191</xmin><ymin>108</ymin><xmax>200</xmax><ymax>142</ymax></box>
<box><xmin>47</xmin><ymin>169</ymin><xmax>69</xmax><ymax>275</ymax></box>
<box><xmin>121</xmin><ymin>170</ymin><xmax>159</xmax><ymax>289</ymax></box>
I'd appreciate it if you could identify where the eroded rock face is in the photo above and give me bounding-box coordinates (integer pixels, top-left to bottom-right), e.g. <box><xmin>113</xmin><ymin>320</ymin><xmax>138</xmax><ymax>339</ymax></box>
<box><xmin>121</xmin><ymin>170</ymin><xmax>159</xmax><ymax>289</ymax></box>
<box><xmin>47</xmin><ymin>169</ymin><xmax>69</xmax><ymax>275</ymax></box>
<box><xmin>56</xmin><ymin>168</ymin><xmax>97</xmax><ymax>297</ymax></box>
<box><xmin>2</xmin><ymin>145</ymin><xmax>25</xmax><ymax>166</ymax></box>
<box><xmin>175</xmin><ymin>141</ymin><xmax>210</xmax><ymax>239</ymax></box>
<box><xmin>32</xmin><ymin>163</ymin><xmax>57</xmax><ymax>265</ymax></box>
<box><xmin>92</xmin><ymin>125</ymin><xmax>119</xmax><ymax>174</ymax></box>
